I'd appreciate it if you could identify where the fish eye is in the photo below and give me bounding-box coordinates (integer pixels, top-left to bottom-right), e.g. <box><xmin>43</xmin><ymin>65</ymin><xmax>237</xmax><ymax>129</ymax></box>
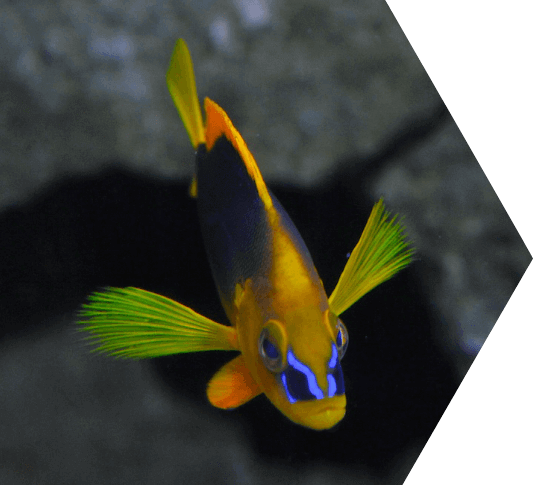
<box><xmin>258</xmin><ymin>328</ymin><xmax>284</xmax><ymax>372</ymax></box>
<box><xmin>335</xmin><ymin>319</ymin><xmax>349</xmax><ymax>360</ymax></box>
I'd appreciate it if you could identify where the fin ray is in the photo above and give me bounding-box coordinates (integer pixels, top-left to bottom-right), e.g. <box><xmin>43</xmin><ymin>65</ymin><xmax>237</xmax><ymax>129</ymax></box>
<box><xmin>328</xmin><ymin>199</ymin><xmax>414</xmax><ymax>316</ymax></box>
<box><xmin>78</xmin><ymin>287</ymin><xmax>238</xmax><ymax>359</ymax></box>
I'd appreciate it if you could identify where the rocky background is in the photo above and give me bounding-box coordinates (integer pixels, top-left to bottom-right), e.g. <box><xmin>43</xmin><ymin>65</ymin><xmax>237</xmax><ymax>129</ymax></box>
<box><xmin>0</xmin><ymin>0</ymin><xmax>530</xmax><ymax>484</ymax></box>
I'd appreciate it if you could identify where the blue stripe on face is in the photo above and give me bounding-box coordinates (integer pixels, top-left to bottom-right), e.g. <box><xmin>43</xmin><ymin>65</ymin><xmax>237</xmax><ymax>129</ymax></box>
<box><xmin>328</xmin><ymin>342</ymin><xmax>345</xmax><ymax>397</ymax></box>
<box><xmin>328</xmin><ymin>344</ymin><xmax>338</xmax><ymax>369</ymax></box>
<box><xmin>280</xmin><ymin>345</ymin><xmax>346</xmax><ymax>403</ymax></box>
<box><xmin>327</xmin><ymin>374</ymin><xmax>337</xmax><ymax>397</ymax></box>
<box><xmin>281</xmin><ymin>349</ymin><xmax>324</xmax><ymax>402</ymax></box>
<box><xmin>281</xmin><ymin>373</ymin><xmax>296</xmax><ymax>404</ymax></box>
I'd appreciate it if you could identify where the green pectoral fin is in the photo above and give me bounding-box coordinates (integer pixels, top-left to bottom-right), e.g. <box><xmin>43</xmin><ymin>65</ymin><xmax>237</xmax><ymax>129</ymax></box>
<box><xmin>207</xmin><ymin>355</ymin><xmax>262</xmax><ymax>409</ymax></box>
<box><xmin>328</xmin><ymin>199</ymin><xmax>415</xmax><ymax>316</ymax></box>
<box><xmin>78</xmin><ymin>287</ymin><xmax>238</xmax><ymax>359</ymax></box>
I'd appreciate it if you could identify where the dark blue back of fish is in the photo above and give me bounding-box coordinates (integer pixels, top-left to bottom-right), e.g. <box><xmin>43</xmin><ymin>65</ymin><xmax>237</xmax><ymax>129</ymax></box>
<box><xmin>196</xmin><ymin>138</ymin><xmax>271</xmax><ymax>313</ymax></box>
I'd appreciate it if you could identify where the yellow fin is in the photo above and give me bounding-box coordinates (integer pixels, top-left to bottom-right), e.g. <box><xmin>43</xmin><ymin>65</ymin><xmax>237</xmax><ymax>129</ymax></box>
<box><xmin>78</xmin><ymin>287</ymin><xmax>238</xmax><ymax>359</ymax></box>
<box><xmin>328</xmin><ymin>199</ymin><xmax>414</xmax><ymax>316</ymax></box>
<box><xmin>166</xmin><ymin>39</ymin><xmax>205</xmax><ymax>149</ymax></box>
<box><xmin>207</xmin><ymin>354</ymin><xmax>262</xmax><ymax>409</ymax></box>
<box><xmin>188</xmin><ymin>175</ymin><xmax>198</xmax><ymax>198</ymax></box>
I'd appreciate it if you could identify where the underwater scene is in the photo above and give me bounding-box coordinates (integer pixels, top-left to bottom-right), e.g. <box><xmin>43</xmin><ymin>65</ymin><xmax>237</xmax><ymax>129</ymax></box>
<box><xmin>0</xmin><ymin>1</ymin><xmax>530</xmax><ymax>484</ymax></box>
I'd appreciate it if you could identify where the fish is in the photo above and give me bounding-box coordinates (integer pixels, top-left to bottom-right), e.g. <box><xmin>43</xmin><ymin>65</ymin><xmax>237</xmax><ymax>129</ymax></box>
<box><xmin>78</xmin><ymin>39</ymin><xmax>414</xmax><ymax>430</ymax></box>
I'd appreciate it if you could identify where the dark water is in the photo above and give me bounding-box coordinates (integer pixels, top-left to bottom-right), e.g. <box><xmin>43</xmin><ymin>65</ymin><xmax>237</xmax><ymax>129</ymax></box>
<box><xmin>0</xmin><ymin>167</ymin><xmax>458</xmax><ymax>479</ymax></box>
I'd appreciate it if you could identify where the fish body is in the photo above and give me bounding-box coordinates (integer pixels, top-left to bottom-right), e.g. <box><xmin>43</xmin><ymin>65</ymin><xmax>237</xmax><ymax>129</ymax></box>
<box><xmin>79</xmin><ymin>39</ymin><xmax>413</xmax><ymax>430</ymax></box>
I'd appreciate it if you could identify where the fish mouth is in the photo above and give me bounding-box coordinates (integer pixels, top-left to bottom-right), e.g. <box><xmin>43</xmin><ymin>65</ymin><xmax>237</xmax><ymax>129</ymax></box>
<box><xmin>307</xmin><ymin>404</ymin><xmax>346</xmax><ymax>430</ymax></box>
<box><xmin>289</xmin><ymin>395</ymin><xmax>347</xmax><ymax>430</ymax></box>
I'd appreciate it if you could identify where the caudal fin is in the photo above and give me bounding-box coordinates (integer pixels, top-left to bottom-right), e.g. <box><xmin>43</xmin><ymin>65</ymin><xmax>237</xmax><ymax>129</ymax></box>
<box><xmin>167</xmin><ymin>39</ymin><xmax>205</xmax><ymax>149</ymax></box>
<box><xmin>167</xmin><ymin>39</ymin><xmax>205</xmax><ymax>197</ymax></box>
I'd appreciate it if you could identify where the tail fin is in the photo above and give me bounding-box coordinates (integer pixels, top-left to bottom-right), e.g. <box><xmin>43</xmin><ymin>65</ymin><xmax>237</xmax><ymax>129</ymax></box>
<box><xmin>167</xmin><ymin>39</ymin><xmax>205</xmax><ymax>149</ymax></box>
<box><xmin>328</xmin><ymin>199</ymin><xmax>414</xmax><ymax>316</ymax></box>
<box><xmin>167</xmin><ymin>39</ymin><xmax>204</xmax><ymax>197</ymax></box>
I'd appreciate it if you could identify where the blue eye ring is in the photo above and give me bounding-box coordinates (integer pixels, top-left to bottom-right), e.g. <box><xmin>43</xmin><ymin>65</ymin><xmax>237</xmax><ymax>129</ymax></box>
<box><xmin>258</xmin><ymin>328</ymin><xmax>284</xmax><ymax>372</ymax></box>
<box><xmin>336</xmin><ymin>319</ymin><xmax>349</xmax><ymax>360</ymax></box>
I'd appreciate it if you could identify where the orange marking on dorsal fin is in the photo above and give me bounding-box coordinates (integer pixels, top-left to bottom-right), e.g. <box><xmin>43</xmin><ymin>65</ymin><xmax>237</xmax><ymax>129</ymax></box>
<box><xmin>204</xmin><ymin>97</ymin><xmax>273</xmax><ymax>210</ymax></box>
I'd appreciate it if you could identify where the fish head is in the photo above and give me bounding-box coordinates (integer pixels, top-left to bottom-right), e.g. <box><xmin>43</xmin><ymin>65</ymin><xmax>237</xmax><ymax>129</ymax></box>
<box><xmin>236</xmin><ymin>280</ymin><xmax>348</xmax><ymax>430</ymax></box>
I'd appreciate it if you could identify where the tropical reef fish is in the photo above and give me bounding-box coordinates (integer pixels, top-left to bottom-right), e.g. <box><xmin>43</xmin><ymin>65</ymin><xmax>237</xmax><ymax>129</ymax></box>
<box><xmin>78</xmin><ymin>39</ymin><xmax>414</xmax><ymax>430</ymax></box>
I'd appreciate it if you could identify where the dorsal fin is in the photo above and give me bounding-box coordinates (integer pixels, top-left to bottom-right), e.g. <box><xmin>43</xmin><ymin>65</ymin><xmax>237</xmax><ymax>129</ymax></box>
<box><xmin>204</xmin><ymin>97</ymin><xmax>273</xmax><ymax>210</ymax></box>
